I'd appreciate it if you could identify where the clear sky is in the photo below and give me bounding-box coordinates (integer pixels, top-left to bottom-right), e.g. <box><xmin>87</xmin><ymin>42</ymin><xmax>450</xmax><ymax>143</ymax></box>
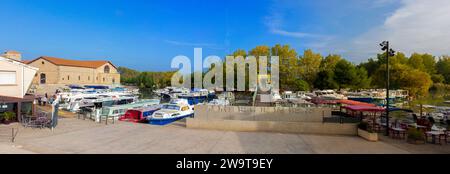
<box><xmin>1</xmin><ymin>0</ymin><xmax>449</xmax><ymax>71</ymax></box>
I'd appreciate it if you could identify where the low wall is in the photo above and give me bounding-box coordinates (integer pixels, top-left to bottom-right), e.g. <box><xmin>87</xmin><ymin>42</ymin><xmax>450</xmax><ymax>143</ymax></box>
<box><xmin>186</xmin><ymin>118</ymin><xmax>357</xmax><ymax>135</ymax></box>
<box><xmin>194</xmin><ymin>105</ymin><xmax>331</xmax><ymax>122</ymax></box>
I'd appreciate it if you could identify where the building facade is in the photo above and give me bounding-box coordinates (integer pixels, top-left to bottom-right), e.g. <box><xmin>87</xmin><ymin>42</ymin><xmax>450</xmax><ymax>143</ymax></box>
<box><xmin>0</xmin><ymin>56</ymin><xmax>38</xmax><ymax>122</ymax></box>
<box><xmin>0</xmin><ymin>56</ymin><xmax>38</xmax><ymax>98</ymax></box>
<box><xmin>27</xmin><ymin>56</ymin><xmax>120</xmax><ymax>85</ymax></box>
<box><xmin>1</xmin><ymin>50</ymin><xmax>22</xmax><ymax>62</ymax></box>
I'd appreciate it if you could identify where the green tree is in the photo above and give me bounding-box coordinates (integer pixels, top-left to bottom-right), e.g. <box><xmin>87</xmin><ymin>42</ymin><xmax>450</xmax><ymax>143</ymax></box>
<box><xmin>314</xmin><ymin>70</ymin><xmax>338</xmax><ymax>90</ymax></box>
<box><xmin>372</xmin><ymin>63</ymin><xmax>432</xmax><ymax>97</ymax></box>
<box><xmin>333</xmin><ymin>59</ymin><xmax>357</xmax><ymax>89</ymax></box>
<box><xmin>249</xmin><ymin>45</ymin><xmax>271</xmax><ymax>74</ymax></box>
<box><xmin>408</xmin><ymin>53</ymin><xmax>426</xmax><ymax>72</ymax></box>
<box><xmin>359</xmin><ymin>58</ymin><xmax>379</xmax><ymax>77</ymax></box>
<box><xmin>436</xmin><ymin>56</ymin><xmax>450</xmax><ymax>84</ymax></box>
<box><xmin>421</xmin><ymin>53</ymin><xmax>437</xmax><ymax>74</ymax></box>
<box><xmin>354</xmin><ymin>67</ymin><xmax>371</xmax><ymax>89</ymax></box>
<box><xmin>298</xmin><ymin>49</ymin><xmax>322</xmax><ymax>88</ymax></box>
<box><xmin>271</xmin><ymin>44</ymin><xmax>300</xmax><ymax>91</ymax></box>
<box><xmin>391</xmin><ymin>52</ymin><xmax>409</xmax><ymax>65</ymax></box>
<box><xmin>117</xmin><ymin>66</ymin><xmax>140</xmax><ymax>84</ymax></box>
<box><xmin>320</xmin><ymin>54</ymin><xmax>342</xmax><ymax>71</ymax></box>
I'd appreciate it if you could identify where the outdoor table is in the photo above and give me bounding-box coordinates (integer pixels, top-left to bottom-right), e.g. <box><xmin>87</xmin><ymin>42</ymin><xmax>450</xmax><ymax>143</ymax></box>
<box><xmin>425</xmin><ymin>131</ymin><xmax>445</xmax><ymax>144</ymax></box>
<box><xmin>390</xmin><ymin>127</ymin><xmax>406</xmax><ymax>139</ymax></box>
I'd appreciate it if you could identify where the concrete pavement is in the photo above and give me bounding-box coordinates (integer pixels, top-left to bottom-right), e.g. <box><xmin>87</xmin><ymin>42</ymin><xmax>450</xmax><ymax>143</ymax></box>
<box><xmin>0</xmin><ymin>118</ymin><xmax>420</xmax><ymax>154</ymax></box>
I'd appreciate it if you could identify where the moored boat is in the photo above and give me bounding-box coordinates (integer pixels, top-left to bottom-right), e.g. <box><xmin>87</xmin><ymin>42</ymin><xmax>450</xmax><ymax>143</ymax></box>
<box><xmin>119</xmin><ymin>105</ymin><xmax>161</xmax><ymax>123</ymax></box>
<box><xmin>147</xmin><ymin>99</ymin><xmax>194</xmax><ymax>125</ymax></box>
<box><xmin>99</xmin><ymin>99</ymin><xmax>160</xmax><ymax>122</ymax></box>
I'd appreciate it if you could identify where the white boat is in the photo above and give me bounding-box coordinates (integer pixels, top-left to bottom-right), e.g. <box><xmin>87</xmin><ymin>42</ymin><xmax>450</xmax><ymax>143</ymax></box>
<box><xmin>155</xmin><ymin>87</ymin><xmax>190</xmax><ymax>99</ymax></box>
<box><xmin>207</xmin><ymin>98</ymin><xmax>230</xmax><ymax>106</ymax></box>
<box><xmin>313</xmin><ymin>90</ymin><xmax>347</xmax><ymax>100</ymax></box>
<box><xmin>147</xmin><ymin>99</ymin><xmax>194</xmax><ymax>125</ymax></box>
<box><xmin>296</xmin><ymin>91</ymin><xmax>312</xmax><ymax>100</ymax></box>
<box><xmin>271</xmin><ymin>90</ymin><xmax>282</xmax><ymax>102</ymax></box>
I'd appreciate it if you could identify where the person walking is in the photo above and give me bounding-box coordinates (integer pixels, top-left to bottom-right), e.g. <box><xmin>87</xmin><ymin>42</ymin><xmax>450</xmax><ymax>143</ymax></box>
<box><xmin>41</xmin><ymin>96</ymin><xmax>48</xmax><ymax>106</ymax></box>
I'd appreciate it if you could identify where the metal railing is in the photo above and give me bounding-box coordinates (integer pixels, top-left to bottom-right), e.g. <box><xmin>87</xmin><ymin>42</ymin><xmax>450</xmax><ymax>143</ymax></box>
<box><xmin>0</xmin><ymin>127</ymin><xmax>18</xmax><ymax>143</ymax></box>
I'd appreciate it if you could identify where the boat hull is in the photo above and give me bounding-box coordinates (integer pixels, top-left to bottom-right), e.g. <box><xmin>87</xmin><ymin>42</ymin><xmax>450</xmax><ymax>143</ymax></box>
<box><xmin>148</xmin><ymin>113</ymin><xmax>194</xmax><ymax>125</ymax></box>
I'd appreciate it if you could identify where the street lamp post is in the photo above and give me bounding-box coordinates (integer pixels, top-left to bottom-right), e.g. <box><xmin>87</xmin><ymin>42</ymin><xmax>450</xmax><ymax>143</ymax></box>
<box><xmin>380</xmin><ymin>41</ymin><xmax>395</xmax><ymax>136</ymax></box>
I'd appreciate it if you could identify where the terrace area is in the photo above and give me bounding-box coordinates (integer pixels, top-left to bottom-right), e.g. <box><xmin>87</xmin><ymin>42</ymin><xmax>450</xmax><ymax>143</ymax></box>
<box><xmin>1</xmin><ymin>117</ymin><xmax>449</xmax><ymax>154</ymax></box>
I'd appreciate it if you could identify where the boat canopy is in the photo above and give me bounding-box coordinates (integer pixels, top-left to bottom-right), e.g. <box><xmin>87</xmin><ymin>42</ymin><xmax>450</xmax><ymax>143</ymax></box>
<box><xmin>389</xmin><ymin>108</ymin><xmax>413</xmax><ymax>112</ymax></box>
<box><xmin>343</xmin><ymin>105</ymin><xmax>385</xmax><ymax>112</ymax></box>
<box><xmin>84</xmin><ymin>85</ymin><xmax>109</xmax><ymax>89</ymax></box>
<box><xmin>336</xmin><ymin>99</ymin><xmax>376</xmax><ymax>107</ymax></box>
<box><xmin>68</xmin><ymin>85</ymin><xmax>85</xmax><ymax>89</ymax></box>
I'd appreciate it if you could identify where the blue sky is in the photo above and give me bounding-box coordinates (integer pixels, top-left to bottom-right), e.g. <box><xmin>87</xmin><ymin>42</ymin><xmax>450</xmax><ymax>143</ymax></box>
<box><xmin>1</xmin><ymin>0</ymin><xmax>449</xmax><ymax>71</ymax></box>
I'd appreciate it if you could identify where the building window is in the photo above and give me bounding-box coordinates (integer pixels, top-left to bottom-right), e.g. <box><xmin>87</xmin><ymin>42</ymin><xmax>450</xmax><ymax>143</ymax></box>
<box><xmin>40</xmin><ymin>73</ymin><xmax>46</xmax><ymax>84</ymax></box>
<box><xmin>112</xmin><ymin>78</ymin><xmax>115</xmax><ymax>83</ymax></box>
<box><xmin>88</xmin><ymin>76</ymin><xmax>90</xmax><ymax>80</ymax></box>
<box><xmin>104</xmin><ymin>65</ymin><xmax>110</xmax><ymax>73</ymax></box>
<box><xmin>67</xmin><ymin>75</ymin><xmax>70</xmax><ymax>80</ymax></box>
<box><xmin>78</xmin><ymin>76</ymin><xmax>81</xmax><ymax>81</ymax></box>
<box><xmin>42</xmin><ymin>61</ymin><xmax>45</xmax><ymax>65</ymax></box>
<box><xmin>103</xmin><ymin>78</ymin><xmax>105</xmax><ymax>82</ymax></box>
<box><xmin>96</xmin><ymin>77</ymin><xmax>98</xmax><ymax>80</ymax></box>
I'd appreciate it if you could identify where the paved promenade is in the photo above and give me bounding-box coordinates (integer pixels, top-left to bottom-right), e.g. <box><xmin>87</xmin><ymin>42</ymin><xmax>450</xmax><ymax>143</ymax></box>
<box><xmin>0</xmin><ymin>118</ymin><xmax>448</xmax><ymax>154</ymax></box>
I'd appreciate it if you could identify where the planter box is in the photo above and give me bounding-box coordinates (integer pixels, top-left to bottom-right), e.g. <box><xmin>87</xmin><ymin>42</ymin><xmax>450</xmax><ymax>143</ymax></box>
<box><xmin>358</xmin><ymin>128</ymin><xmax>378</xmax><ymax>142</ymax></box>
<box><xmin>407</xmin><ymin>139</ymin><xmax>425</xmax><ymax>145</ymax></box>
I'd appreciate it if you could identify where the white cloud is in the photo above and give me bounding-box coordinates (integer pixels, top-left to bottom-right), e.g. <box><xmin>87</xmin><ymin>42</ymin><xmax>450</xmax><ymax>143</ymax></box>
<box><xmin>353</xmin><ymin>0</ymin><xmax>450</xmax><ymax>59</ymax></box>
<box><xmin>264</xmin><ymin>2</ymin><xmax>327</xmax><ymax>39</ymax></box>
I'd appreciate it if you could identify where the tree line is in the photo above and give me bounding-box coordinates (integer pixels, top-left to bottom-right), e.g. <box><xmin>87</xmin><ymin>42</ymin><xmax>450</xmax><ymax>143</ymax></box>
<box><xmin>118</xmin><ymin>44</ymin><xmax>450</xmax><ymax>98</ymax></box>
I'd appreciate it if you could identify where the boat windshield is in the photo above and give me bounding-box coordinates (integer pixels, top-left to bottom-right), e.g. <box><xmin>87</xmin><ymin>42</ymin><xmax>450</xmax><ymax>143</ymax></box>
<box><xmin>162</xmin><ymin>104</ymin><xmax>180</xmax><ymax>110</ymax></box>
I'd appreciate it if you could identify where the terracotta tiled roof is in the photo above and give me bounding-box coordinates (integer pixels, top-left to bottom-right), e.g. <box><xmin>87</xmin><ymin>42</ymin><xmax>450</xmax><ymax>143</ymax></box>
<box><xmin>21</xmin><ymin>60</ymin><xmax>31</xmax><ymax>64</ymax></box>
<box><xmin>28</xmin><ymin>56</ymin><xmax>115</xmax><ymax>69</ymax></box>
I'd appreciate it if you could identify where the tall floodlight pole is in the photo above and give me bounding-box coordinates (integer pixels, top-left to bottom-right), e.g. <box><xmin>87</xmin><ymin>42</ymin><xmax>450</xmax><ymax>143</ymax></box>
<box><xmin>380</xmin><ymin>41</ymin><xmax>395</xmax><ymax>136</ymax></box>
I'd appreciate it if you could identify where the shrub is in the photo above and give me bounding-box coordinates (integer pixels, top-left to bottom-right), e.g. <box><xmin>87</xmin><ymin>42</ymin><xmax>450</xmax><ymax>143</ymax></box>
<box><xmin>407</xmin><ymin>128</ymin><xmax>425</xmax><ymax>141</ymax></box>
<box><xmin>3</xmin><ymin>111</ymin><xmax>16</xmax><ymax>121</ymax></box>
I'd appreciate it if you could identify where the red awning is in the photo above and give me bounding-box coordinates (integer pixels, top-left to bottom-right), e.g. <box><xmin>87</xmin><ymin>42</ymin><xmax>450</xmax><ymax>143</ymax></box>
<box><xmin>343</xmin><ymin>105</ymin><xmax>385</xmax><ymax>112</ymax></box>
<box><xmin>336</xmin><ymin>99</ymin><xmax>376</xmax><ymax>107</ymax></box>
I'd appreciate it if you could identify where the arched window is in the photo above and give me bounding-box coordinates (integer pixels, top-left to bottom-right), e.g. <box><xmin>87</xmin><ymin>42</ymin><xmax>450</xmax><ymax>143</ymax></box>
<box><xmin>104</xmin><ymin>65</ymin><xmax>110</xmax><ymax>73</ymax></box>
<box><xmin>40</xmin><ymin>73</ymin><xmax>46</xmax><ymax>84</ymax></box>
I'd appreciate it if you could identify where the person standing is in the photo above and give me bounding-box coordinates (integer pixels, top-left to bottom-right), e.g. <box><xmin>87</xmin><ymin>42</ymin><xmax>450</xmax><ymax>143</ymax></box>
<box><xmin>51</xmin><ymin>95</ymin><xmax>61</xmax><ymax>131</ymax></box>
<box><xmin>41</xmin><ymin>96</ymin><xmax>48</xmax><ymax>106</ymax></box>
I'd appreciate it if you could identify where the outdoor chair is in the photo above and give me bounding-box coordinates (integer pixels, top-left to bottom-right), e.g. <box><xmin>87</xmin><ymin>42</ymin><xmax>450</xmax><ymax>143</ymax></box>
<box><xmin>28</xmin><ymin>112</ymin><xmax>52</xmax><ymax>129</ymax></box>
<box><xmin>389</xmin><ymin>125</ymin><xmax>406</xmax><ymax>139</ymax></box>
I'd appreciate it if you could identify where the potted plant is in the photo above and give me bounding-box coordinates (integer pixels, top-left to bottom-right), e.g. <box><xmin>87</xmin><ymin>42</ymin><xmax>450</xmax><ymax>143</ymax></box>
<box><xmin>357</xmin><ymin>121</ymin><xmax>378</xmax><ymax>141</ymax></box>
<box><xmin>2</xmin><ymin>111</ymin><xmax>16</xmax><ymax>124</ymax></box>
<box><xmin>407</xmin><ymin>128</ymin><xmax>425</xmax><ymax>144</ymax></box>
<box><xmin>0</xmin><ymin>113</ymin><xmax>4</xmax><ymax>123</ymax></box>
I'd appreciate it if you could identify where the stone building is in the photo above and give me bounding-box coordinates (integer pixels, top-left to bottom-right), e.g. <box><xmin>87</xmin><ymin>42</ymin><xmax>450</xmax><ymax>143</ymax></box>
<box><xmin>27</xmin><ymin>56</ymin><xmax>120</xmax><ymax>85</ymax></box>
<box><xmin>1</xmin><ymin>50</ymin><xmax>22</xmax><ymax>61</ymax></box>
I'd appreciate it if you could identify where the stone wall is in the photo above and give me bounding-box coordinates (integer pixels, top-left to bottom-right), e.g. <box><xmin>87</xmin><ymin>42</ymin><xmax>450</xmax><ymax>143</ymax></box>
<box><xmin>193</xmin><ymin>105</ymin><xmax>331</xmax><ymax>122</ymax></box>
<box><xmin>187</xmin><ymin>119</ymin><xmax>357</xmax><ymax>135</ymax></box>
<box><xmin>187</xmin><ymin>105</ymin><xmax>357</xmax><ymax>135</ymax></box>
